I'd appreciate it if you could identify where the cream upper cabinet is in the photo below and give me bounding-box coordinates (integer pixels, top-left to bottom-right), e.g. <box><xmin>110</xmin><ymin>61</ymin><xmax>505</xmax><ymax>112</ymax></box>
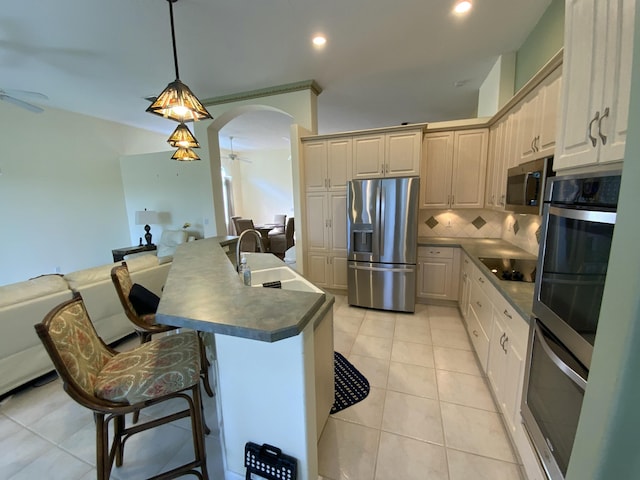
<box><xmin>352</xmin><ymin>134</ymin><xmax>385</xmax><ymax>179</ymax></box>
<box><xmin>451</xmin><ymin>129</ymin><xmax>489</xmax><ymax>209</ymax></box>
<box><xmin>353</xmin><ymin>130</ymin><xmax>421</xmax><ymax>179</ymax></box>
<box><xmin>302</xmin><ymin>138</ymin><xmax>352</xmax><ymax>193</ymax></box>
<box><xmin>421</xmin><ymin>128</ymin><xmax>488</xmax><ymax>209</ymax></box>
<box><xmin>327</xmin><ymin>138</ymin><xmax>352</xmax><ymax>191</ymax></box>
<box><xmin>555</xmin><ymin>0</ymin><xmax>635</xmax><ymax>171</ymax></box>
<box><xmin>302</xmin><ymin>140</ymin><xmax>328</xmax><ymax>192</ymax></box>
<box><xmin>385</xmin><ymin>130</ymin><xmax>422</xmax><ymax>177</ymax></box>
<box><xmin>421</xmin><ymin>132</ymin><xmax>453</xmax><ymax>209</ymax></box>
<box><xmin>517</xmin><ymin>66</ymin><xmax>562</xmax><ymax>164</ymax></box>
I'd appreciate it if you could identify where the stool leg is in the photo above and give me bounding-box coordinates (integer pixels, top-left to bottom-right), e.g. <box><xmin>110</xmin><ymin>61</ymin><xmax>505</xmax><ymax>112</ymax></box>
<box><xmin>199</xmin><ymin>337</ymin><xmax>215</xmax><ymax>398</ymax></box>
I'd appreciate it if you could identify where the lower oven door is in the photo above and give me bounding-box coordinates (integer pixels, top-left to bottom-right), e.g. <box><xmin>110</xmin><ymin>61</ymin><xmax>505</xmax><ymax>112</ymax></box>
<box><xmin>521</xmin><ymin>318</ymin><xmax>589</xmax><ymax>480</ymax></box>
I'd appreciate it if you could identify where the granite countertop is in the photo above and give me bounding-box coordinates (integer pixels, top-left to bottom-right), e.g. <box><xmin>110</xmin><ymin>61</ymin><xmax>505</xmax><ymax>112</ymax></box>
<box><xmin>418</xmin><ymin>237</ymin><xmax>537</xmax><ymax>320</ymax></box>
<box><xmin>156</xmin><ymin>236</ymin><xmax>331</xmax><ymax>342</ymax></box>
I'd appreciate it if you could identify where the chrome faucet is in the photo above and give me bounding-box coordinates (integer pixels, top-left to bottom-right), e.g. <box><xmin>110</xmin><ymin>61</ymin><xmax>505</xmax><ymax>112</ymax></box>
<box><xmin>236</xmin><ymin>229</ymin><xmax>265</xmax><ymax>271</ymax></box>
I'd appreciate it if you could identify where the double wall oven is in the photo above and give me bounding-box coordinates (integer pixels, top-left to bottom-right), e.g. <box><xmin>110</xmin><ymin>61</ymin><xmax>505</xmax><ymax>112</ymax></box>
<box><xmin>523</xmin><ymin>170</ymin><xmax>622</xmax><ymax>480</ymax></box>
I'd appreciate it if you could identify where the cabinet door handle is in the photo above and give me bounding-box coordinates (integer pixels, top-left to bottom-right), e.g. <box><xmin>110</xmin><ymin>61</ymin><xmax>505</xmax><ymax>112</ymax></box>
<box><xmin>588</xmin><ymin>111</ymin><xmax>600</xmax><ymax>147</ymax></box>
<box><xmin>473</xmin><ymin>330</ymin><xmax>479</xmax><ymax>338</ymax></box>
<box><xmin>328</xmin><ymin>178</ymin><xmax>331</xmax><ymax>188</ymax></box>
<box><xmin>531</xmin><ymin>137</ymin><xmax>535</xmax><ymax>152</ymax></box>
<box><xmin>598</xmin><ymin>107</ymin><xmax>610</xmax><ymax>145</ymax></box>
<box><xmin>478</xmin><ymin>277</ymin><xmax>485</xmax><ymax>284</ymax></box>
<box><xmin>464</xmin><ymin>259</ymin><xmax>469</xmax><ymax>264</ymax></box>
<box><xmin>476</xmin><ymin>301</ymin><xmax>482</xmax><ymax>308</ymax></box>
<box><xmin>499</xmin><ymin>332</ymin><xmax>506</xmax><ymax>346</ymax></box>
<box><xmin>451</xmin><ymin>195</ymin><xmax>454</xmax><ymax>206</ymax></box>
<box><xmin>502</xmin><ymin>336</ymin><xmax>509</xmax><ymax>354</ymax></box>
<box><xmin>503</xmin><ymin>309</ymin><xmax>512</xmax><ymax>320</ymax></box>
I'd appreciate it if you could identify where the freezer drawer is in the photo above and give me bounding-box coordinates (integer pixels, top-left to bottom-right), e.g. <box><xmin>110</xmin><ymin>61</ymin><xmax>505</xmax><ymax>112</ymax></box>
<box><xmin>348</xmin><ymin>261</ymin><xmax>416</xmax><ymax>313</ymax></box>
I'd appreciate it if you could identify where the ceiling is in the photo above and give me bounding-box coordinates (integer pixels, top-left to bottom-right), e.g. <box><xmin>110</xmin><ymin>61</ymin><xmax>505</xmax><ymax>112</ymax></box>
<box><xmin>1</xmin><ymin>0</ymin><xmax>551</xmax><ymax>152</ymax></box>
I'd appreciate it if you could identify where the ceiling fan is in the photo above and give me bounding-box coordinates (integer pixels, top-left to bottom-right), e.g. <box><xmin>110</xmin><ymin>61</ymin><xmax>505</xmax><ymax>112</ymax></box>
<box><xmin>0</xmin><ymin>88</ymin><xmax>48</xmax><ymax>113</ymax></box>
<box><xmin>227</xmin><ymin>136</ymin><xmax>252</xmax><ymax>163</ymax></box>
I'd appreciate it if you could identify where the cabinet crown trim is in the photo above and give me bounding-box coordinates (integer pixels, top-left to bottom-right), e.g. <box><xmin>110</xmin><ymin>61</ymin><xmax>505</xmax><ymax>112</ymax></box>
<box><xmin>301</xmin><ymin>123</ymin><xmax>427</xmax><ymax>142</ymax></box>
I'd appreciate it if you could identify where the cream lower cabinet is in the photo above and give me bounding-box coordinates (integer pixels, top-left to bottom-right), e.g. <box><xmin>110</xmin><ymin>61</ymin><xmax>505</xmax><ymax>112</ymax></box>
<box><xmin>305</xmin><ymin>191</ymin><xmax>348</xmax><ymax>290</ymax></box>
<box><xmin>461</xmin><ymin>261</ymin><xmax>545</xmax><ymax>480</ymax></box>
<box><xmin>459</xmin><ymin>253</ymin><xmax>473</xmax><ymax>319</ymax></box>
<box><xmin>421</xmin><ymin>128</ymin><xmax>488</xmax><ymax>209</ymax></box>
<box><xmin>416</xmin><ymin>247</ymin><xmax>460</xmax><ymax>302</ymax></box>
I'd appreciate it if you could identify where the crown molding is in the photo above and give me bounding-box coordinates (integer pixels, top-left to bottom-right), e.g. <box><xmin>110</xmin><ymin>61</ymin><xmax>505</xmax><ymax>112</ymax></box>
<box><xmin>202</xmin><ymin>80</ymin><xmax>323</xmax><ymax>106</ymax></box>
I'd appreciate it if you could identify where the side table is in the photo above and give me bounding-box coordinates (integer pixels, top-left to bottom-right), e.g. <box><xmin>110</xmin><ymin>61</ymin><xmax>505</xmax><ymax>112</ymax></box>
<box><xmin>112</xmin><ymin>244</ymin><xmax>157</xmax><ymax>262</ymax></box>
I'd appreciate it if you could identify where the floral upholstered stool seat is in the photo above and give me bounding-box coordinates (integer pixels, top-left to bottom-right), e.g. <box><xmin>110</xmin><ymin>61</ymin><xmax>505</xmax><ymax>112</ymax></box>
<box><xmin>34</xmin><ymin>294</ymin><xmax>209</xmax><ymax>480</ymax></box>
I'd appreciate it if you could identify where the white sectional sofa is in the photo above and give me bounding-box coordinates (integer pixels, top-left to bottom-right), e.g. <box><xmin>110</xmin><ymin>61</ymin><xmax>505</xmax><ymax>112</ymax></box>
<box><xmin>0</xmin><ymin>254</ymin><xmax>171</xmax><ymax>397</ymax></box>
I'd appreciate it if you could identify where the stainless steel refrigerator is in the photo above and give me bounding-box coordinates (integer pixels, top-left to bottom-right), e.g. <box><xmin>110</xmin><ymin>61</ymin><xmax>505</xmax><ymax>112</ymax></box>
<box><xmin>347</xmin><ymin>176</ymin><xmax>419</xmax><ymax>312</ymax></box>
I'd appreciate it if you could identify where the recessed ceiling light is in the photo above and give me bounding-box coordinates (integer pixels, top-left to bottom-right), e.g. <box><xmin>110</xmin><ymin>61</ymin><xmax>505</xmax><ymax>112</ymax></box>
<box><xmin>453</xmin><ymin>0</ymin><xmax>472</xmax><ymax>14</ymax></box>
<box><xmin>312</xmin><ymin>35</ymin><xmax>327</xmax><ymax>47</ymax></box>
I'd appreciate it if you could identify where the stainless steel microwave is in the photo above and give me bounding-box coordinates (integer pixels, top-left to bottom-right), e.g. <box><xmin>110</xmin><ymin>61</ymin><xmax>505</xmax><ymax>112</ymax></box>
<box><xmin>505</xmin><ymin>157</ymin><xmax>554</xmax><ymax>215</ymax></box>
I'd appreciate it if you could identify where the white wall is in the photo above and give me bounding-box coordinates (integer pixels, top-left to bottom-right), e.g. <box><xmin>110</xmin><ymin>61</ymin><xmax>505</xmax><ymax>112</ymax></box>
<box><xmin>228</xmin><ymin>148</ymin><xmax>294</xmax><ymax>226</ymax></box>
<box><xmin>119</xmin><ymin>151</ymin><xmax>217</xmax><ymax>244</ymax></box>
<box><xmin>0</xmin><ymin>102</ymin><xmax>166</xmax><ymax>286</ymax></box>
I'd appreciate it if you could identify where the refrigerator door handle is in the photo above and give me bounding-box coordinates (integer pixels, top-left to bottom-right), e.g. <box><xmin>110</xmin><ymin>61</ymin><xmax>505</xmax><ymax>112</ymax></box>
<box><xmin>379</xmin><ymin>186</ymin><xmax>386</xmax><ymax>257</ymax></box>
<box><xmin>348</xmin><ymin>264</ymin><xmax>415</xmax><ymax>273</ymax></box>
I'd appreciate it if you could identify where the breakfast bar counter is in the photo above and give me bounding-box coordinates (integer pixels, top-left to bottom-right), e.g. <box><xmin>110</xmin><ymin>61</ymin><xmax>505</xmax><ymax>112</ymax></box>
<box><xmin>156</xmin><ymin>236</ymin><xmax>334</xmax><ymax>480</ymax></box>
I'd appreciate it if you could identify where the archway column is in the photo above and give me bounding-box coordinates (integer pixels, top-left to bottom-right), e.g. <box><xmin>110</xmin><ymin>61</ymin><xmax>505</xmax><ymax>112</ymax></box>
<box><xmin>193</xmin><ymin>87</ymin><xmax>319</xmax><ymax>273</ymax></box>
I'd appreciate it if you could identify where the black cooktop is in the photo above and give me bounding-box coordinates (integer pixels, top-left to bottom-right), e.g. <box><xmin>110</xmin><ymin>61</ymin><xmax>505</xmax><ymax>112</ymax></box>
<box><xmin>478</xmin><ymin>257</ymin><xmax>537</xmax><ymax>283</ymax></box>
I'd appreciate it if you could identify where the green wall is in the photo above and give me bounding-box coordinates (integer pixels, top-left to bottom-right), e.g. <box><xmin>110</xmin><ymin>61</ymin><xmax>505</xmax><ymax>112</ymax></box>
<box><xmin>515</xmin><ymin>0</ymin><xmax>565</xmax><ymax>91</ymax></box>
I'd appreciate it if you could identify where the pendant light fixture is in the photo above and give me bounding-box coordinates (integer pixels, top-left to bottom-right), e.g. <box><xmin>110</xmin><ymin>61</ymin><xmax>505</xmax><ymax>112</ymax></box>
<box><xmin>146</xmin><ymin>0</ymin><xmax>212</xmax><ymax>123</ymax></box>
<box><xmin>171</xmin><ymin>147</ymin><xmax>201</xmax><ymax>161</ymax></box>
<box><xmin>167</xmin><ymin>122</ymin><xmax>200</xmax><ymax>148</ymax></box>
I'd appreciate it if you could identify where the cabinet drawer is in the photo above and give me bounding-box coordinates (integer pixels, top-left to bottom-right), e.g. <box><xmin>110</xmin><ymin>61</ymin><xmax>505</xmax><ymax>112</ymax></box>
<box><xmin>491</xmin><ymin>293</ymin><xmax>529</xmax><ymax>351</ymax></box>
<box><xmin>417</xmin><ymin>246</ymin><xmax>454</xmax><ymax>259</ymax></box>
<box><xmin>466</xmin><ymin>307</ymin><xmax>490</xmax><ymax>372</ymax></box>
<box><xmin>469</xmin><ymin>280</ymin><xmax>492</xmax><ymax>335</ymax></box>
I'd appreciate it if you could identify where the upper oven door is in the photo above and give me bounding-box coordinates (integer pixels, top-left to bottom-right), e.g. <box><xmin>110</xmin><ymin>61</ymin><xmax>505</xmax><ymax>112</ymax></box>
<box><xmin>533</xmin><ymin>205</ymin><xmax>616</xmax><ymax>368</ymax></box>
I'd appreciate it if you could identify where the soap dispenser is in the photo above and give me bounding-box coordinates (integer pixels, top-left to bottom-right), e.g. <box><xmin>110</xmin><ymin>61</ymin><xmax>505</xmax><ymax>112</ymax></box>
<box><xmin>240</xmin><ymin>254</ymin><xmax>251</xmax><ymax>286</ymax></box>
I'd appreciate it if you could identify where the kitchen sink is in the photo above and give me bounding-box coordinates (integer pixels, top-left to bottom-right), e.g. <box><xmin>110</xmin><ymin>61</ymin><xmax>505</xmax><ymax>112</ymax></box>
<box><xmin>250</xmin><ymin>266</ymin><xmax>323</xmax><ymax>293</ymax></box>
<box><xmin>249</xmin><ymin>266</ymin><xmax>297</xmax><ymax>285</ymax></box>
<box><xmin>478</xmin><ymin>257</ymin><xmax>538</xmax><ymax>283</ymax></box>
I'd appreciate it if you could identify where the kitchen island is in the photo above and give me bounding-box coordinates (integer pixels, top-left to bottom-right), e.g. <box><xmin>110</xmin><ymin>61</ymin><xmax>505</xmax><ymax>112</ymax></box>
<box><xmin>156</xmin><ymin>236</ymin><xmax>334</xmax><ymax>480</ymax></box>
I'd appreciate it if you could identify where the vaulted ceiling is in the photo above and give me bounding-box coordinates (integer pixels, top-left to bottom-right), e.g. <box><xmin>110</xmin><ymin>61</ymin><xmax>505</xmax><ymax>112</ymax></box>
<box><xmin>1</xmin><ymin>0</ymin><xmax>551</xmax><ymax>150</ymax></box>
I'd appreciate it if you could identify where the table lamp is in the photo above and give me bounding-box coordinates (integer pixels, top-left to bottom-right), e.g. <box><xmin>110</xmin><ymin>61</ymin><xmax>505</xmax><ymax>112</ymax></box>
<box><xmin>135</xmin><ymin>210</ymin><xmax>160</xmax><ymax>246</ymax></box>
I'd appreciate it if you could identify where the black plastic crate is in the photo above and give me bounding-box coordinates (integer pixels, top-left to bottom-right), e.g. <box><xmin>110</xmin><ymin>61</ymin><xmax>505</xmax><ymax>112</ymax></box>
<box><xmin>244</xmin><ymin>442</ymin><xmax>297</xmax><ymax>480</ymax></box>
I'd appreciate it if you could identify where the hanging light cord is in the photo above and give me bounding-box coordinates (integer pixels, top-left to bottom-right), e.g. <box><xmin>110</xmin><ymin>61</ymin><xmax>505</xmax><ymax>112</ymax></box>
<box><xmin>168</xmin><ymin>0</ymin><xmax>180</xmax><ymax>80</ymax></box>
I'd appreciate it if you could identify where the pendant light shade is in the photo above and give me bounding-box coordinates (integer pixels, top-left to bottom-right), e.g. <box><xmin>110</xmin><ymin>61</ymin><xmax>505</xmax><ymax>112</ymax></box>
<box><xmin>146</xmin><ymin>0</ymin><xmax>212</xmax><ymax>123</ymax></box>
<box><xmin>172</xmin><ymin>147</ymin><xmax>201</xmax><ymax>161</ymax></box>
<box><xmin>167</xmin><ymin>122</ymin><xmax>200</xmax><ymax>148</ymax></box>
<box><xmin>147</xmin><ymin>80</ymin><xmax>211</xmax><ymax>122</ymax></box>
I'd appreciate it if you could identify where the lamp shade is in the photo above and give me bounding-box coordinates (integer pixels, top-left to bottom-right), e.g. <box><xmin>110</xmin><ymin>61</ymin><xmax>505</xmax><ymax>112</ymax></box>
<box><xmin>146</xmin><ymin>80</ymin><xmax>212</xmax><ymax>123</ymax></box>
<box><xmin>167</xmin><ymin>122</ymin><xmax>200</xmax><ymax>148</ymax></box>
<box><xmin>172</xmin><ymin>147</ymin><xmax>200</xmax><ymax>161</ymax></box>
<box><xmin>135</xmin><ymin>210</ymin><xmax>160</xmax><ymax>225</ymax></box>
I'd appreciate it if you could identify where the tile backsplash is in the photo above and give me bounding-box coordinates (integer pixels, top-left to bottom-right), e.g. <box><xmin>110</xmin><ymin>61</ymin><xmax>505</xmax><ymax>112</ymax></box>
<box><xmin>501</xmin><ymin>212</ymin><xmax>542</xmax><ymax>256</ymax></box>
<box><xmin>418</xmin><ymin>209</ymin><xmax>541</xmax><ymax>257</ymax></box>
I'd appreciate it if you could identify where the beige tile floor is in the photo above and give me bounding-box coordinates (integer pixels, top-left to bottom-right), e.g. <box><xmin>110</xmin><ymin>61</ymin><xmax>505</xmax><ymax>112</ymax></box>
<box><xmin>0</xmin><ymin>296</ymin><xmax>524</xmax><ymax>480</ymax></box>
<box><xmin>319</xmin><ymin>295</ymin><xmax>525</xmax><ymax>480</ymax></box>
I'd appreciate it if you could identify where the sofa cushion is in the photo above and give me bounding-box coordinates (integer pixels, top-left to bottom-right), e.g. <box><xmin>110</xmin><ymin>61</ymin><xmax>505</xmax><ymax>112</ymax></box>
<box><xmin>64</xmin><ymin>263</ymin><xmax>119</xmax><ymax>290</ymax></box>
<box><xmin>128</xmin><ymin>283</ymin><xmax>160</xmax><ymax>316</ymax></box>
<box><xmin>125</xmin><ymin>254</ymin><xmax>160</xmax><ymax>272</ymax></box>
<box><xmin>157</xmin><ymin>230</ymin><xmax>187</xmax><ymax>259</ymax></box>
<box><xmin>0</xmin><ymin>275</ymin><xmax>70</xmax><ymax>308</ymax></box>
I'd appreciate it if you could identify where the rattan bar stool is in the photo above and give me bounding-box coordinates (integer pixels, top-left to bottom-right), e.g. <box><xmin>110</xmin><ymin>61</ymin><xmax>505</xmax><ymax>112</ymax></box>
<box><xmin>111</xmin><ymin>263</ymin><xmax>215</xmax><ymax>399</ymax></box>
<box><xmin>34</xmin><ymin>294</ymin><xmax>209</xmax><ymax>480</ymax></box>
